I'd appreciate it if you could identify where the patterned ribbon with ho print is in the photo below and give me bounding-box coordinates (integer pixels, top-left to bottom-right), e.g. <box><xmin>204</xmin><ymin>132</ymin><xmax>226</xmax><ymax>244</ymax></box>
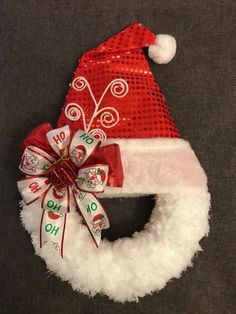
<box><xmin>17</xmin><ymin>125</ymin><xmax>122</xmax><ymax>257</ymax></box>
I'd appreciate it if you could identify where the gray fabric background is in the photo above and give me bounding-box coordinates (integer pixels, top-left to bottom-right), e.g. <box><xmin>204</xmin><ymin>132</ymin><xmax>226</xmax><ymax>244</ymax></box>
<box><xmin>1</xmin><ymin>1</ymin><xmax>235</xmax><ymax>313</ymax></box>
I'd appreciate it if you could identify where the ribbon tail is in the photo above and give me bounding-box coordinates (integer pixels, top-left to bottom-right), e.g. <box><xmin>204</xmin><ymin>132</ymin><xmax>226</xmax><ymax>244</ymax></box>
<box><xmin>73</xmin><ymin>190</ymin><xmax>110</xmax><ymax>247</ymax></box>
<box><xmin>39</xmin><ymin>209</ymin><xmax>67</xmax><ymax>258</ymax></box>
<box><xmin>41</xmin><ymin>185</ymin><xmax>71</xmax><ymax>213</ymax></box>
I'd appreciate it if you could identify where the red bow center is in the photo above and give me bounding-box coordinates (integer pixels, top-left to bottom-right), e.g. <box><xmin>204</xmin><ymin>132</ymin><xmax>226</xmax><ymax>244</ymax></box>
<box><xmin>45</xmin><ymin>155</ymin><xmax>78</xmax><ymax>189</ymax></box>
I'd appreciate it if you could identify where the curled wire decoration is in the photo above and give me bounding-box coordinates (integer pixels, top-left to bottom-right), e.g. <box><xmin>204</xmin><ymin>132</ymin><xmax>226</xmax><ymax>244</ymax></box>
<box><xmin>68</xmin><ymin>76</ymin><xmax>129</xmax><ymax>138</ymax></box>
<box><xmin>72</xmin><ymin>77</ymin><xmax>88</xmax><ymax>92</ymax></box>
<box><xmin>64</xmin><ymin>103</ymin><xmax>87</xmax><ymax>130</ymax></box>
<box><xmin>109</xmin><ymin>79</ymin><xmax>129</xmax><ymax>98</ymax></box>
<box><xmin>96</xmin><ymin>107</ymin><xmax>120</xmax><ymax>129</ymax></box>
<box><xmin>89</xmin><ymin>128</ymin><xmax>107</xmax><ymax>141</ymax></box>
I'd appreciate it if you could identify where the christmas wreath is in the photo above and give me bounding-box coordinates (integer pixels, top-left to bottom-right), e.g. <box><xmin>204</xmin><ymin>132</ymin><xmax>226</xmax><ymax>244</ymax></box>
<box><xmin>18</xmin><ymin>24</ymin><xmax>210</xmax><ymax>302</ymax></box>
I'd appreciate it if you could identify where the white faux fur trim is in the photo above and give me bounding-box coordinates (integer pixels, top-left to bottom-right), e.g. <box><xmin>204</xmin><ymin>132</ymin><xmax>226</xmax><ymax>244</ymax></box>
<box><xmin>21</xmin><ymin>191</ymin><xmax>210</xmax><ymax>302</ymax></box>
<box><xmin>102</xmin><ymin>138</ymin><xmax>208</xmax><ymax>197</ymax></box>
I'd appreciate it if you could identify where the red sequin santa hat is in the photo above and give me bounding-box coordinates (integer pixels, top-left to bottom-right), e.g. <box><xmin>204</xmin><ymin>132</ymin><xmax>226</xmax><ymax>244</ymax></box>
<box><xmin>57</xmin><ymin>23</ymin><xmax>208</xmax><ymax>197</ymax></box>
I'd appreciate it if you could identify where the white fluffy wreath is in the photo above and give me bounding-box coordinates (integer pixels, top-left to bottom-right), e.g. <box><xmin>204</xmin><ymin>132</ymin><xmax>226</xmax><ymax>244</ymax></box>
<box><xmin>20</xmin><ymin>138</ymin><xmax>210</xmax><ymax>303</ymax></box>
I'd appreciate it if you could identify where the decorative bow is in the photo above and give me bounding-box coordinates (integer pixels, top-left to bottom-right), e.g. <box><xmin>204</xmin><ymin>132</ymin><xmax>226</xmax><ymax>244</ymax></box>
<box><xmin>17</xmin><ymin>124</ymin><xmax>124</xmax><ymax>257</ymax></box>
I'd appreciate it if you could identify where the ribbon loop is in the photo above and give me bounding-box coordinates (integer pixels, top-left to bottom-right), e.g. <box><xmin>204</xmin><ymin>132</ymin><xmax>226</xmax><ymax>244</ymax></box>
<box><xmin>69</xmin><ymin>129</ymin><xmax>100</xmax><ymax>167</ymax></box>
<box><xmin>17</xmin><ymin>177</ymin><xmax>51</xmax><ymax>205</ymax></box>
<box><xmin>46</xmin><ymin>125</ymin><xmax>71</xmax><ymax>156</ymax></box>
<box><xmin>76</xmin><ymin>165</ymin><xmax>109</xmax><ymax>193</ymax></box>
<box><xmin>19</xmin><ymin>146</ymin><xmax>55</xmax><ymax>175</ymax></box>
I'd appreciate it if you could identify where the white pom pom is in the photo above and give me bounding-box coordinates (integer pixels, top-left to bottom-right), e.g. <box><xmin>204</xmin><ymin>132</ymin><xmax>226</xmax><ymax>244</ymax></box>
<box><xmin>148</xmin><ymin>34</ymin><xmax>177</xmax><ymax>64</ymax></box>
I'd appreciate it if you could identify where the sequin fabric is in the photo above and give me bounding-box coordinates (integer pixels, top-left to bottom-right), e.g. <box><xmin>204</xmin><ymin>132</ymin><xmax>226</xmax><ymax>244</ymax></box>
<box><xmin>57</xmin><ymin>23</ymin><xmax>180</xmax><ymax>139</ymax></box>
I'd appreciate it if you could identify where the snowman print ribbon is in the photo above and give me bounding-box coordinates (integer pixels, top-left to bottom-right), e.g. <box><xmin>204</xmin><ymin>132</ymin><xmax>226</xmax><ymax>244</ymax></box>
<box><xmin>17</xmin><ymin>125</ymin><xmax>123</xmax><ymax>256</ymax></box>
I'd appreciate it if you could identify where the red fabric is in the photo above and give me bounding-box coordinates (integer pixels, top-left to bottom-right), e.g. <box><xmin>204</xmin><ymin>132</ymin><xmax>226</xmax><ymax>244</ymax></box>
<box><xmin>46</xmin><ymin>156</ymin><xmax>78</xmax><ymax>189</ymax></box>
<box><xmin>57</xmin><ymin>23</ymin><xmax>180</xmax><ymax>138</ymax></box>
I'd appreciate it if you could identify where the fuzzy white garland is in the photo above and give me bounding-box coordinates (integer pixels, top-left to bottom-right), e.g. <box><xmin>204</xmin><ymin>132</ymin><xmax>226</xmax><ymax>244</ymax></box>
<box><xmin>21</xmin><ymin>189</ymin><xmax>210</xmax><ymax>303</ymax></box>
